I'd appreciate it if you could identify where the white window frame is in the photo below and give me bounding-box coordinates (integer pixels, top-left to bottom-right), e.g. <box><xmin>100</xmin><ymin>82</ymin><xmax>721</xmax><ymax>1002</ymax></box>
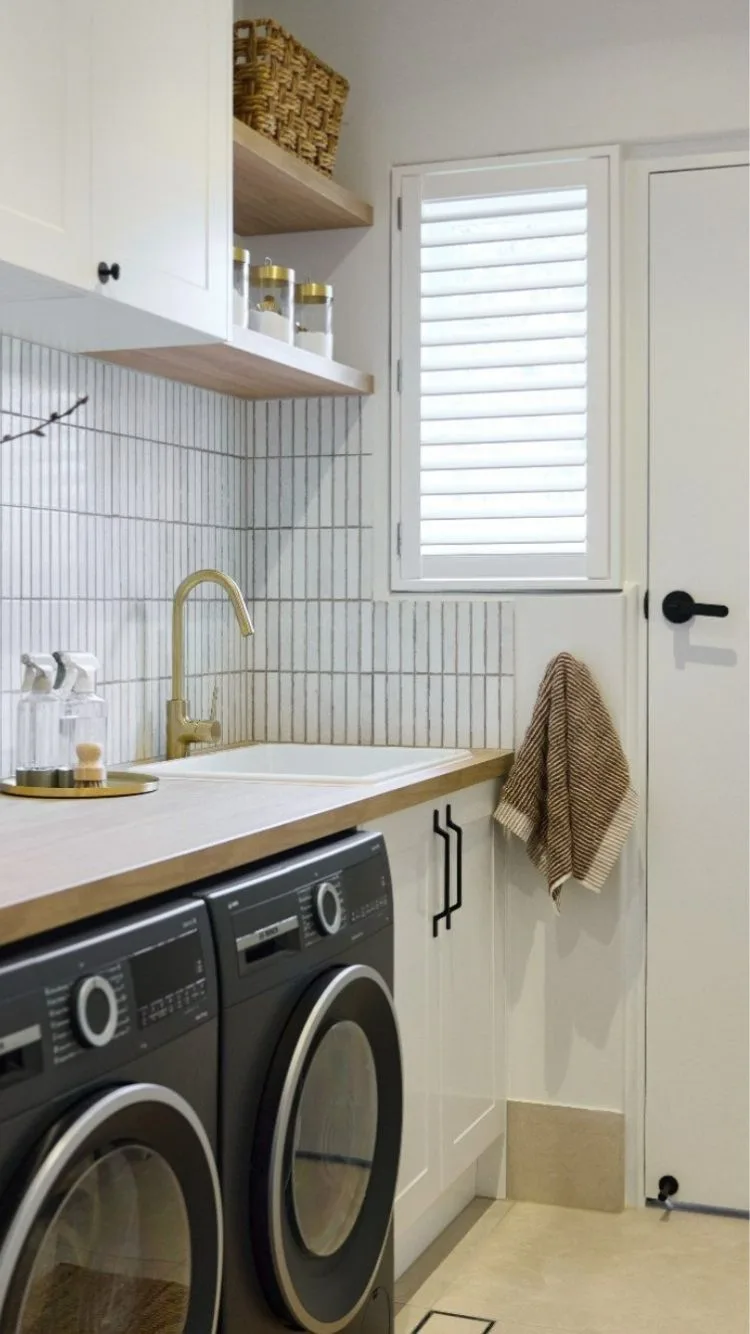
<box><xmin>390</xmin><ymin>145</ymin><xmax>621</xmax><ymax>593</ymax></box>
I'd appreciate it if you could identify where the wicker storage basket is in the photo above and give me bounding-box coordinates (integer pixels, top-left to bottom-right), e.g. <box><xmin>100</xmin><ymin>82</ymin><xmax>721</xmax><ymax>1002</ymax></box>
<box><xmin>233</xmin><ymin>18</ymin><xmax>349</xmax><ymax>177</ymax></box>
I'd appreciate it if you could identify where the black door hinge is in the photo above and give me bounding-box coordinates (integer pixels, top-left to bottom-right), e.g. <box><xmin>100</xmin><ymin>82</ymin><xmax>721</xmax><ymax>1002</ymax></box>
<box><xmin>643</xmin><ymin>590</ymin><xmax>649</xmax><ymax>619</ymax></box>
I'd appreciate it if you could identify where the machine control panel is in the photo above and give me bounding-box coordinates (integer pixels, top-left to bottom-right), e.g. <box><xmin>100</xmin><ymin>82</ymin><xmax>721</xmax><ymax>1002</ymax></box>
<box><xmin>45</xmin><ymin>959</ymin><xmax>130</xmax><ymax>1065</ymax></box>
<box><xmin>297</xmin><ymin>878</ymin><xmax>348</xmax><ymax>943</ymax></box>
<box><xmin>350</xmin><ymin>892</ymin><xmax>389</xmax><ymax>925</ymax></box>
<box><xmin>314</xmin><ymin>880</ymin><xmax>344</xmax><ymax>936</ymax></box>
<box><xmin>221</xmin><ymin>832</ymin><xmax>392</xmax><ymax>981</ymax></box>
<box><xmin>0</xmin><ymin>903</ymin><xmax>216</xmax><ymax>1114</ymax></box>
<box><xmin>130</xmin><ymin>928</ymin><xmax>208</xmax><ymax>1030</ymax></box>
<box><xmin>72</xmin><ymin>975</ymin><xmax>120</xmax><ymax>1048</ymax></box>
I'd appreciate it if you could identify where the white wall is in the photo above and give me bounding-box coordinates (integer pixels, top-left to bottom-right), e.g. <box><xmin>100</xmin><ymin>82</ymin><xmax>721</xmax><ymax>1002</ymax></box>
<box><xmin>238</xmin><ymin>0</ymin><xmax>748</xmax><ymax>380</ymax></box>
<box><xmin>506</xmin><ymin>590</ymin><xmax>641</xmax><ymax>1113</ymax></box>
<box><xmin>238</xmin><ymin>0</ymin><xmax>748</xmax><ymax>1170</ymax></box>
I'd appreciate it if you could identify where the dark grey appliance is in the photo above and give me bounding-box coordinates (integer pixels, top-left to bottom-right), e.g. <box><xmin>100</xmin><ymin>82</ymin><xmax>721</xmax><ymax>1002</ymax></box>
<box><xmin>0</xmin><ymin>899</ymin><xmax>222</xmax><ymax>1334</ymax></box>
<box><xmin>201</xmin><ymin>831</ymin><xmax>402</xmax><ymax>1334</ymax></box>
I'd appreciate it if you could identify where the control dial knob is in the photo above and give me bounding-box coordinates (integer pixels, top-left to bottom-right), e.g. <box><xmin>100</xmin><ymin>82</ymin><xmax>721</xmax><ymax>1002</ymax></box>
<box><xmin>72</xmin><ymin>975</ymin><xmax>119</xmax><ymax>1048</ymax></box>
<box><xmin>314</xmin><ymin>881</ymin><xmax>344</xmax><ymax>936</ymax></box>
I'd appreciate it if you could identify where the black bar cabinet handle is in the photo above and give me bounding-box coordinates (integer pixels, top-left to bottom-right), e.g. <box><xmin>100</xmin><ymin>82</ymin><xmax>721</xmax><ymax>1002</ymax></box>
<box><xmin>432</xmin><ymin>809</ymin><xmax>452</xmax><ymax>937</ymax></box>
<box><xmin>445</xmin><ymin>804</ymin><xmax>463</xmax><ymax>915</ymax></box>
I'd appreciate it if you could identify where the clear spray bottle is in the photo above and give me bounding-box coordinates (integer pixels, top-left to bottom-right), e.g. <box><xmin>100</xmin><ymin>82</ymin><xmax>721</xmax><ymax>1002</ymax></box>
<box><xmin>15</xmin><ymin>653</ymin><xmax>62</xmax><ymax>787</ymax></box>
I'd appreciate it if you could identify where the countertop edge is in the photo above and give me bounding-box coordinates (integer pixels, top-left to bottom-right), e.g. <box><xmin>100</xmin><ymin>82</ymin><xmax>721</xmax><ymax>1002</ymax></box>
<box><xmin>0</xmin><ymin>750</ymin><xmax>512</xmax><ymax>948</ymax></box>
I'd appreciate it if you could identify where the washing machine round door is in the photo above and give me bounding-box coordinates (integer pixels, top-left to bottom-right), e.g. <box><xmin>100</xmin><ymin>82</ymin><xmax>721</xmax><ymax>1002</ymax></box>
<box><xmin>252</xmin><ymin>963</ymin><xmax>403</xmax><ymax>1334</ymax></box>
<box><xmin>0</xmin><ymin>1083</ymin><xmax>222</xmax><ymax>1334</ymax></box>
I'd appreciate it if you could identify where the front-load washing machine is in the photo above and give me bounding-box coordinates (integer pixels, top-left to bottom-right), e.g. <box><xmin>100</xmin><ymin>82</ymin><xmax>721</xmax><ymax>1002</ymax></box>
<box><xmin>201</xmin><ymin>831</ymin><xmax>402</xmax><ymax>1334</ymax></box>
<box><xmin>0</xmin><ymin>898</ymin><xmax>222</xmax><ymax>1334</ymax></box>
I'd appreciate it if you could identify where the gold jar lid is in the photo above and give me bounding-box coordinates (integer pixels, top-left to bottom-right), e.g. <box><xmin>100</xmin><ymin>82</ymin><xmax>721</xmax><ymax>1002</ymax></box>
<box><xmin>295</xmin><ymin>282</ymin><xmax>334</xmax><ymax>304</ymax></box>
<box><xmin>233</xmin><ymin>246</ymin><xmax>250</xmax><ymax>263</ymax></box>
<box><xmin>251</xmin><ymin>262</ymin><xmax>294</xmax><ymax>285</ymax></box>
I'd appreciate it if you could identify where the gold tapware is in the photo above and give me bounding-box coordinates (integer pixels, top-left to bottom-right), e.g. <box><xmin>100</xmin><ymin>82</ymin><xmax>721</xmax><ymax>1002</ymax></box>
<box><xmin>167</xmin><ymin>569</ymin><xmax>254</xmax><ymax>760</ymax></box>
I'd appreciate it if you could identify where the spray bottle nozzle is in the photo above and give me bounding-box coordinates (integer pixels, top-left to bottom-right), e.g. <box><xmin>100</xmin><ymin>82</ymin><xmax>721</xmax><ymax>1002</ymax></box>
<box><xmin>21</xmin><ymin>653</ymin><xmax>57</xmax><ymax>694</ymax></box>
<box><xmin>59</xmin><ymin>652</ymin><xmax>101</xmax><ymax>695</ymax></box>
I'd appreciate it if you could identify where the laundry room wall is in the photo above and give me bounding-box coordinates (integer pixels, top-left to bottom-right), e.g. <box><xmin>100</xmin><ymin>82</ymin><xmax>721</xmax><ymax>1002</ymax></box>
<box><xmin>244</xmin><ymin>396</ymin><xmax>514</xmax><ymax>749</ymax></box>
<box><xmin>0</xmin><ymin>340</ymin><xmax>516</xmax><ymax>772</ymax></box>
<box><xmin>0</xmin><ymin>336</ymin><xmax>254</xmax><ymax>771</ymax></box>
<box><xmin>238</xmin><ymin>0</ymin><xmax>749</xmax><ymax>1197</ymax></box>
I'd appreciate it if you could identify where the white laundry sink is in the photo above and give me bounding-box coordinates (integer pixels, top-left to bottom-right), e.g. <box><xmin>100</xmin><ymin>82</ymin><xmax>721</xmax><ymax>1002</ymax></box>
<box><xmin>146</xmin><ymin>743</ymin><xmax>472</xmax><ymax>784</ymax></box>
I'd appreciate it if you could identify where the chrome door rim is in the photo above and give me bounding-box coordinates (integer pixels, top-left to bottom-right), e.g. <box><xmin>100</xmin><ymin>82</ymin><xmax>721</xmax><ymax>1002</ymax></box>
<box><xmin>269</xmin><ymin>963</ymin><xmax>401</xmax><ymax>1334</ymax></box>
<box><xmin>0</xmin><ymin>1082</ymin><xmax>223</xmax><ymax>1334</ymax></box>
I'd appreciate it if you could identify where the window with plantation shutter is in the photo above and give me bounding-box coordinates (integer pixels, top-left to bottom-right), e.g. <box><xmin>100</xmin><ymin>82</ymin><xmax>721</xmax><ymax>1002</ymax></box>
<box><xmin>392</xmin><ymin>151</ymin><xmax>618</xmax><ymax>589</ymax></box>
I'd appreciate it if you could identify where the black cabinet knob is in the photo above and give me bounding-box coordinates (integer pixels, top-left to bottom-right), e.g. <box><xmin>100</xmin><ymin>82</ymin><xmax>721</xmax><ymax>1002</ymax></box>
<box><xmin>662</xmin><ymin>590</ymin><xmax>729</xmax><ymax>625</ymax></box>
<box><xmin>97</xmin><ymin>261</ymin><xmax>121</xmax><ymax>284</ymax></box>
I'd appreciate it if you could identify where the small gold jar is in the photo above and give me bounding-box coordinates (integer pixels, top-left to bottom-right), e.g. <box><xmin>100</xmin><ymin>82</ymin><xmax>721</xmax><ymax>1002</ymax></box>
<box><xmin>295</xmin><ymin>282</ymin><xmax>334</xmax><ymax>359</ymax></box>
<box><xmin>249</xmin><ymin>258</ymin><xmax>295</xmax><ymax>343</ymax></box>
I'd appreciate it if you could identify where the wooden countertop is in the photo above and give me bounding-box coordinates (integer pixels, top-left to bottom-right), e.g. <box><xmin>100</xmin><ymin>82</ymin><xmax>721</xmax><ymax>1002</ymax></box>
<box><xmin>0</xmin><ymin>749</ymin><xmax>512</xmax><ymax>949</ymax></box>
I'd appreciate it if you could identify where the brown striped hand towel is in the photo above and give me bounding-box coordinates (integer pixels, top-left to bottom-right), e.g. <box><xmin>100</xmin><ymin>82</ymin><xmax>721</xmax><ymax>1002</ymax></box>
<box><xmin>494</xmin><ymin>652</ymin><xmax>637</xmax><ymax>908</ymax></box>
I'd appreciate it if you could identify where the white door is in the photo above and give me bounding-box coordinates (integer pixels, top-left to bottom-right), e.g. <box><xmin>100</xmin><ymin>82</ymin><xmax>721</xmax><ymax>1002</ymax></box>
<box><xmin>439</xmin><ymin>782</ymin><xmax>504</xmax><ymax>1185</ymax></box>
<box><xmin>366</xmin><ymin>804</ymin><xmax>442</xmax><ymax>1234</ymax></box>
<box><xmin>90</xmin><ymin>0</ymin><xmax>230</xmax><ymax>338</ymax></box>
<box><xmin>646</xmin><ymin>163</ymin><xmax>749</xmax><ymax>1211</ymax></box>
<box><xmin>0</xmin><ymin>0</ymin><xmax>91</xmax><ymax>294</ymax></box>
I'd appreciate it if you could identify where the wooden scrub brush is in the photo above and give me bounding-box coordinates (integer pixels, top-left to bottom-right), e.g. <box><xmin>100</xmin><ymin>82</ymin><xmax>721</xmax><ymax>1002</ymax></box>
<box><xmin>74</xmin><ymin>742</ymin><xmax>106</xmax><ymax>789</ymax></box>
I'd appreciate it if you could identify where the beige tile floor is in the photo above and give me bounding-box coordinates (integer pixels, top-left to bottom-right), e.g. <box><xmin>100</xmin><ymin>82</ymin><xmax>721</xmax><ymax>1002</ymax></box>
<box><xmin>395</xmin><ymin>1199</ymin><xmax>749</xmax><ymax>1334</ymax></box>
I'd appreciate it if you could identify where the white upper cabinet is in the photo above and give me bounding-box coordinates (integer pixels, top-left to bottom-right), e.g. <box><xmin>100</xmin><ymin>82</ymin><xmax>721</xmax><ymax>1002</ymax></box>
<box><xmin>0</xmin><ymin>0</ymin><xmax>91</xmax><ymax>295</ymax></box>
<box><xmin>90</xmin><ymin>0</ymin><xmax>230</xmax><ymax>339</ymax></box>
<box><xmin>0</xmin><ymin>0</ymin><xmax>230</xmax><ymax>341</ymax></box>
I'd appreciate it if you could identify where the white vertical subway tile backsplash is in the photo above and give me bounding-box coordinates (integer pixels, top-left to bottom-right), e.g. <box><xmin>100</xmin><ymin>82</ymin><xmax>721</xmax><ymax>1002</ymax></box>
<box><xmin>246</xmin><ymin>394</ymin><xmax>514</xmax><ymax>750</ymax></box>
<box><xmin>0</xmin><ymin>334</ymin><xmax>514</xmax><ymax>774</ymax></box>
<box><xmin>0</xmin><ymin>335</ymin><xmax>253</xmax><ymax>774</ymax></box>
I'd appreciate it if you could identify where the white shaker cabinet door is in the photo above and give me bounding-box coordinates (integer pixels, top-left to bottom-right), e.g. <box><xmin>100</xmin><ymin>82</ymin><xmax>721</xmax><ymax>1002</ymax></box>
<box><xmin>90</xmin><ymin>0</ymin><xmax>231</xmax><ymax>339</ymax></box>
<box><xmin>365</xmin><ymin>803</ymin><xmax>442</xmax><ymax>1235</ymax></box>
<box><xmin>439</xmin><ymin>781</ymin><xmax>504</xmax><ymax>1186</ymax></box>
<box><xmin>0</xmin><ymin>0</ymin><xmax>91</xmax><ymax>295</ymax></box>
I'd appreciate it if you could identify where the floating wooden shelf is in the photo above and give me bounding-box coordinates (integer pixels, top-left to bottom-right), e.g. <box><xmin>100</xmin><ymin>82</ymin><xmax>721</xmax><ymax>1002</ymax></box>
<box><xmin>233</xmin><ymin>119</ymin><xmax>373</xmax><ymax>235</ymax></box>
<box><xmin>99</xmin><ymin>326</ymin><xmax>374</xmax><ymax>400</ymax></box>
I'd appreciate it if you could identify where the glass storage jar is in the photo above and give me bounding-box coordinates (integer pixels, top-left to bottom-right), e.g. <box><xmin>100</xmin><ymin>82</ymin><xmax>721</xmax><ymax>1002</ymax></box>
<box><xmin>233</xmin><ymin>246</ymin><xmax>250</xmax><ymax>327</ymax></box>
<box><xmin>249</xmin><ymin>259</ymin><xmax>295</xmax><ymax>343</ymax></box>
<box><xmin>295</xmin><ymin>282</ymin><xmax>334</xmax><ymax>359</ymax></box>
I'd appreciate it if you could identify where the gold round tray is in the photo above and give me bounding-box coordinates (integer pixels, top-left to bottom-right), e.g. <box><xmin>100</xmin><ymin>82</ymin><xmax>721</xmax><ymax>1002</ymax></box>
<box><xmin>1</xmin><ymin>771</ymin><xmax>159</xmax><ymax>799</ymax></box>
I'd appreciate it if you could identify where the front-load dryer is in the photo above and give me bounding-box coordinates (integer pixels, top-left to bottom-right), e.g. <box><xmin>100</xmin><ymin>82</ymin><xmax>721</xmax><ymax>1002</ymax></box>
<box><xmin>0</xmin><ymin>898</ymin><xmax>222</xmax><ymax>1334</ymax></box>
<box><xmin>201</xmin><ymin>831</ymin><xmax>402</xmax><ymax>1334</ymax></box>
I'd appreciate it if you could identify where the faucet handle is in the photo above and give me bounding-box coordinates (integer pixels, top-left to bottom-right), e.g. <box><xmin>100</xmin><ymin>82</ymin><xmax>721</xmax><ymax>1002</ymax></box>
<box><xmin>191</xmin><ymin>718</ymin><xmax>222</xmax><ymax>745</ymax></box>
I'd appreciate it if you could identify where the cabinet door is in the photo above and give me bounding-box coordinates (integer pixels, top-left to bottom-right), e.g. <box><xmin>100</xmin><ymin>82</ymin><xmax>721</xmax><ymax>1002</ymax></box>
<box><xmin>364</xmin><ymin>804</ymin><xmax>442</xmax><ymax>1235</ymax></box>
<box><xmin>439</xmin><ymin>781</ymin><xmax>504</xmax><ymax>1186</ymax></box>
<box><xmin>90</xmin><ymin>0</ymin><xmax>230</xmax><ymax>339</ymax></box>
<box><xmin>0</xmin><ymin>0</ymin><xmax>90</xmax><ymax>293</ymax></box>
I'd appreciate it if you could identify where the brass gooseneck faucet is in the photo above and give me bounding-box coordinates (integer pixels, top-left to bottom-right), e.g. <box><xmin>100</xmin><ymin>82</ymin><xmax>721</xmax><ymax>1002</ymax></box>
<box><xmin>167</xmin><ymin>569</ymin><xmax>254</xmax><ymax>760</ymax></box>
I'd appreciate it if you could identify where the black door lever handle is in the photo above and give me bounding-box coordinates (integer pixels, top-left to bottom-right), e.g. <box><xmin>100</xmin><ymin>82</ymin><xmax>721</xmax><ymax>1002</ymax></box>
<box><xmin>662</xmin><ymin>590</ymin><xmax>729</xmax><ymax>625</ymax></box>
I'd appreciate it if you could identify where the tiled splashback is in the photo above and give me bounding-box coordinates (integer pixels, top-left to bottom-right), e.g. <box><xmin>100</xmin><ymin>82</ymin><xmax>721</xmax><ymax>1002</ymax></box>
<box><xmin>245</xmin><ymin>397</ymin><xmax>514</xmax><ymax>749</ymax></box>
<box><xmin>0</xmin><ymin>335</ymin><xmax>513</xmax><ymax>774</ymax></box>
<box><xmin>0</xmin><ymin>336</ymin><xmax>253</xmax><ymax>772</ymax></box>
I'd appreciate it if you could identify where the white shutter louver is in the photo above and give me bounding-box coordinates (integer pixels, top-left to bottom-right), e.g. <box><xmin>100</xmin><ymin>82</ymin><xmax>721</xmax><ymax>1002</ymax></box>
<box><xmin>394</xmin><ymin>153</ymin><xmax>614</xmax><ymax>587</ymax></box>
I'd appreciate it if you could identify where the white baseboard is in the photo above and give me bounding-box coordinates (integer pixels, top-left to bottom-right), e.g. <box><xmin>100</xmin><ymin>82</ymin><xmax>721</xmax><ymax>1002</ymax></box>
<box><xmin>394</xmin><ymin>1165</ymin><xmax>477</xmax><ymax>1279</ymax></box>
